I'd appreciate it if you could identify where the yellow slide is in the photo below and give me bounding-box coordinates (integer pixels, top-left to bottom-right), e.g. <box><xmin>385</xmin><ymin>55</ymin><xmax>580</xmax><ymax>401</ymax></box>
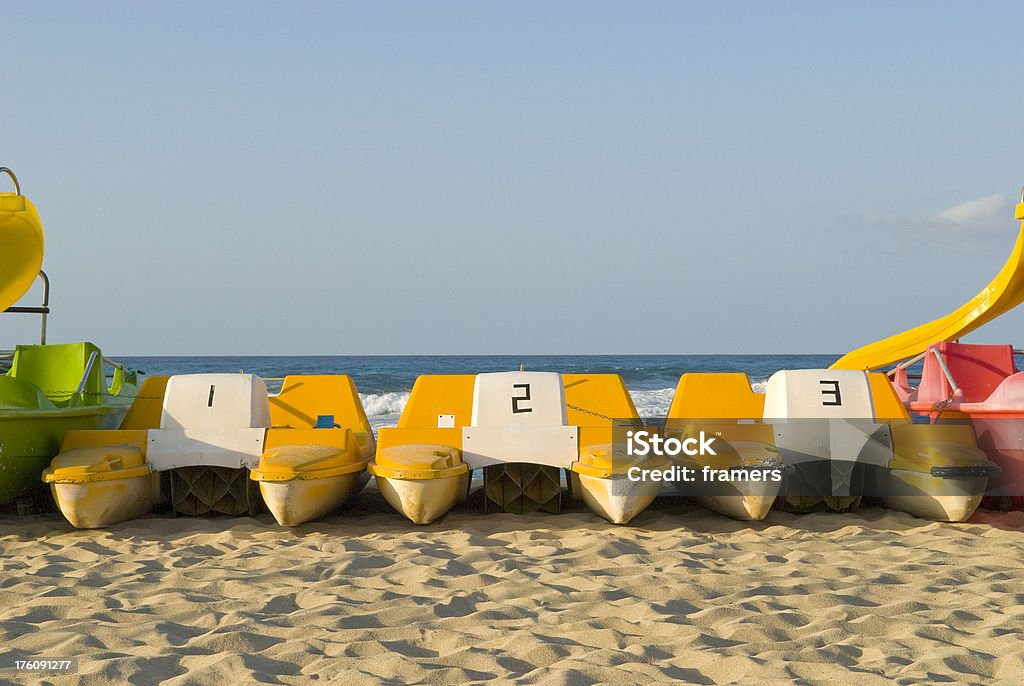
<box><xmin>0</xmin><ymin>168</ymin><xmax>45</xmax><ymax>313</ymax></box>
<box><xmin>832</xmin><ymin>195</ymin><xmax>1024</xmax><ymax>370</ymax></box>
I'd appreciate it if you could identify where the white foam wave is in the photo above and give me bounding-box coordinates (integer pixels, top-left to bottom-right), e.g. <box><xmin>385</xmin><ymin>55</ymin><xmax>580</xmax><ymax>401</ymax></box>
<box><xmin>629</xmin><ymin>388</ymin><xmax>675</xmax><ymax>417</ymax></box>
<box><xmin>359</xmin><ymin>391</ymin><xmax>410</xmax><ymax>417</ymax></box>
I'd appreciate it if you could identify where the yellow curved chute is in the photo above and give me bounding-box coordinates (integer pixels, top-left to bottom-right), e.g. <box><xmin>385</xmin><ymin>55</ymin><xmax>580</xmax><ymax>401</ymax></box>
<box><xmin>832</xmin><ymin>197</ymin><xmax>1024</xmax><ymax>370</ymax></box>
<box><xmin>0</xmin><ymin>168</ymin><xmax>44</xmax><ymax>313</ymax></box>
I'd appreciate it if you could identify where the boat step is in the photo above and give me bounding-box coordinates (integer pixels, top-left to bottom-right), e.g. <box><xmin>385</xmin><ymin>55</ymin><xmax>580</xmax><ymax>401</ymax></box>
<box><xmin>483</xmin><ymin>463</ymin><xmax>562</xmax><ymax>514</ymax></box>
<box><xmin>169</xmin><ymin>466</ymin><xmax>260</xmax><ymax>516</ymax></box>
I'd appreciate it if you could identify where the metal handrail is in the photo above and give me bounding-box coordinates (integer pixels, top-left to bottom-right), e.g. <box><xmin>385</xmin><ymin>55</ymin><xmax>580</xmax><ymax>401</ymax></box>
<box><xmin>891</xmin><ymin>347</ymin><xmax>1024</xmax><ymax>380</ymax></box>
<box><xmin>3</xmin><ymin>270</ymin><xmax>50</xmax><ymax>344</ymax></box>
<box><xmin>929</xmin><ymin>347</ymin><xmax>960</xmax><ymax>394</ymax></box>
<box><xmin>887</xmin><ymin>350</ymin><xmax>927</xmax><ymax>378</ymax></box>
<box><xmin>0</xmin><ymin>167</ymin><xmax>21</xmax><ymax>195</ymax></box>
<box><xmin>76</xmin><ymin>352</ymin><xmax>132</xmax><ymax>395</ymax></box>
<box><xmin>77</xmin><ymin>351</ymin><xmax>101</xmax><ymax>395</ymax></box>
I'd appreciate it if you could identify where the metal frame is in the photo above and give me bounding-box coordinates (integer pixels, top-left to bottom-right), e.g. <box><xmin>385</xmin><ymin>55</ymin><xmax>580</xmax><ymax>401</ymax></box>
<box><xmin>0</xmin><ymin>167</ymin><xmax>20</xmax><ymax>195</ymax></box>
<box><xmin>886</xmin><ymin>347</ymin><xmax>960</xmax><ymax>394</ymax></box>
<box><xmin>928</xmin><ymin>347</ymin><xmax>960</xmax><ymax>394</ymax></box>
<box><xmin>886</xmin><ymin>350</ymin><xmax>926</xmax><ymax>378</ymax></box>
<box><xmin>76</xmin><ymin>351</ymin><xmax>129</xmax><ymax>396</ymax></box>
<box><xmin>3</xmin><ymin>270</ymin><xmax>50</xmax><ymax>344</ymax></box>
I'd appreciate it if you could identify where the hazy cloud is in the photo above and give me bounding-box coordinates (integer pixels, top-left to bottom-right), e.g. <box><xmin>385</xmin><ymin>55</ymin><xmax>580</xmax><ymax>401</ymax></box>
<box><xmin>864</xmin><ymin>194</ymin><xmax>1016</xmax><ymax>244</ymax></box>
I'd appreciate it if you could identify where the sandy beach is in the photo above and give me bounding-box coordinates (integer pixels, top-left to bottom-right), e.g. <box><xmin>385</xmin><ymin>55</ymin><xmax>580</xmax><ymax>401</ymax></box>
<box><xmin>1</xmin><ymin>492</ymin><xmax>1023</xmax><ymax>685</ymax></box>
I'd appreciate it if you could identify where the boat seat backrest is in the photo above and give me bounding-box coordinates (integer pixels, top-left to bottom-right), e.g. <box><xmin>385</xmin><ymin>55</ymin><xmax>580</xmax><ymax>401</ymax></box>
<box><xmin>667</xmin><ymin>373</ymin><xmax>765</xmax><ymax>422</ymax></box>
<box><xmin>7</xmin><ymin>342</ymin><xmax>103</xmax><ymax>407</ymax></box>
<box><xmin>159</xmin><ymin>374</ymin><xmax>271</xmax><ymax>430</ymax></box>
<box><xmin>563</xmin><ymin>374</ymin><xmax>639</xmax><ymax>426</ymax></box>
<box><xmin>397</xmin><ymin>375</ymin><xmax>476</xmax><ymax>429</ymax></box>
<box><xmin>270</xmin><ymin>375</ymin><xmax>372</xmax><ymax>433</ymax></box>
<box><xmin>462</xmin><ymin>372</ymin><xmax>578</xmax><ymax>468</ymax></box>
<box><xmin>763</xmin><ymin>369</ymin><xmax>874</xmax><ymax>420</ymax></box>
<box><xmin>120</xmin><ymin>376</ymin><xmax>169</xmax><ymax>429</ymax></box>
<box><xmin>918</xmin><ymin>342</ymin><xmax>1016</xmax><ymax>404</ymax></box>
<box><xmin>471</xmin><ymin>372</ymin><xmax>567</xmax><ymax>427</ymax></box>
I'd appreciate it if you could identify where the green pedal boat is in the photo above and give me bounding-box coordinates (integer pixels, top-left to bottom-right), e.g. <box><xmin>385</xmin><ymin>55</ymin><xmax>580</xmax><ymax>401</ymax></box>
<box><xmin>0</xmin><ymin>342</ymin><xmax>138</xmax><ymax>505</ymax></box>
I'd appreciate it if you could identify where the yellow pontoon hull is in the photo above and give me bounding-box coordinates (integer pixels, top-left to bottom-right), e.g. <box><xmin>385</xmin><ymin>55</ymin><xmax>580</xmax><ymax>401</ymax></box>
<box><xmin>695</xmin><ymin>483</ymin><xmax>780</xmax><ymax>521</ymax></box>
<box><xmin>880</xmin><ymin>470</ymin><xmax>986</xmax><ymax>523</ymax></box>
<box><xmin>259</xmin><ymin>472</ymin><xmax>368</xmax><ymax>527</ymax></box>
<box><xmin>568</xmin><ymin>471</ymin><xmax>660</xmax><ymax>525</ymax></box>
<box><xmin>374</xmin><ymin>472</ymin><xmax>470</xmax><ymax>525</ymax></box>
<box><xmin>48</xmin><ymin>473</ymin><xmax>159</xmax><ymax>529</ymax></box>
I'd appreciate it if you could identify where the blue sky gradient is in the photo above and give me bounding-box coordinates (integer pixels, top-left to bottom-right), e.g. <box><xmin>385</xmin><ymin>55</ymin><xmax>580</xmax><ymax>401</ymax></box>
<box><xmin>3</xmin><ymin>2</ymin><xmax>1024</xmax><ymax>354</ymax></box>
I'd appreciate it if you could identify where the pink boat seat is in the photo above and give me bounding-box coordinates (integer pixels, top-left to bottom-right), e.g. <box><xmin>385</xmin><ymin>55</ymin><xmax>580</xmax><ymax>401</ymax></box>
<box><xmin>909</xmin><ymin>341</ymin><xmax>1016</xmax><ymax>412</ymax></box>
<box><xmin>891</xmin><ymin>366</ymin><xmax>916</xmax><ymax>404</ymax></box>
<box><xmin>961</xmin><ymin>373</ymin><xmax>1024</xmax><ymax>414</ymax></box>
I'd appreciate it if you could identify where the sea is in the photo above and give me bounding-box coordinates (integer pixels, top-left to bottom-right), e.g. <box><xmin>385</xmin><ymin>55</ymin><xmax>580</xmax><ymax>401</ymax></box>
<box><xmin>118</xmin><ymin>354</ymin><xmax>840</xmax><ymax>430</ymax></box>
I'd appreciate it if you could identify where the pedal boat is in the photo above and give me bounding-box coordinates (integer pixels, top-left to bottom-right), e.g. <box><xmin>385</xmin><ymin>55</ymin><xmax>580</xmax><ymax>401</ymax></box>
<box><xmin>46</xmin><ymin>373</ymin><xmax>374</xmax><ymax>528</ymax></box>
<box><xmin>663</xmin><ymin>373</ymin><xmax>781</xmax><ymax>520</ymax></box>
<box><xmin>765</xmin><ymin>368</ymin><xmax>994</xmax><ymax>521</ymax></box>
<box><xmin>370</xmin><ymin>371</ymin><xmax>664</xmax><ymax>524</ymax></box>
<box><xmin>251</xmin><ymin>375</ymin><xmax>374</xmax><ymax>526</ymax></box>
<box><xmin>892</xmin><ymin>341</ymin><xmax>1020</xmax><ymax>509</ymax></box>
<box><xmin>1</xmin><ymin>342</ymin><xmax>138</xmax><ymax>507</ymax></box>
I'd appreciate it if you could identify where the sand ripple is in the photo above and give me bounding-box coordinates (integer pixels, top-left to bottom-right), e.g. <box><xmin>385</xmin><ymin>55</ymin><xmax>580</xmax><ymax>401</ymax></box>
<box><xmin>0</xmin><ymin>494</ymin><xmax>1022</xmax><ymax>685</ymax></box>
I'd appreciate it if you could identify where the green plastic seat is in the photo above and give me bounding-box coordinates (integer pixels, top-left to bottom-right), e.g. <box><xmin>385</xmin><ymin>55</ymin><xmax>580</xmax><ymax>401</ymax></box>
<box><xmin>0</xmin><ymin>376</ymin><xmax>55</xmax><ymax>410</ymax></box>
<box><xmin>6</xmin><ymin>342</ymin><xmax>105</xmax><ymax>407</ymax></box>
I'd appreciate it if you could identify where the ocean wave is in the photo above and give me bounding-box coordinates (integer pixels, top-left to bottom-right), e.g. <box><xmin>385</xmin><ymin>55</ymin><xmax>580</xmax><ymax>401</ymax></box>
<box><xmin>359</xmin><ymin>391</ymin><xmax>410</xmax><ymax>417</ymax></box>
<box><xmin>629</xmin><ymin>388</ymin><xmax>676</xmax><ymax>417</ymax></box>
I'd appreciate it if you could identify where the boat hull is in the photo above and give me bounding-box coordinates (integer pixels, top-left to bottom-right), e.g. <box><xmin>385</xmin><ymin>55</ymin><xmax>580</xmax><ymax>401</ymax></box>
<box><xmin>375</xmin><ymin>472</ymin><xmax>469</xmax><ymax>525</ymax></box>
<box><xmin>259</xmin><ymin>472</ymin><xmax>369</xmax><ymax>526</ymax></box>
<box><xmin>879</xmin><ymin>469</ymin><xmax>986</xmax><ymax>522</ymax></box>
<box><xmin>49</xmin><ymin>472</ymin><xmax>159</xmax><ymax>528</ymax></box>
<box><xmin>0</xmin><ymin>406</ymin><xmax>126</xmax><ymax>505</ymax></box>
<box><xmin>694</xmin><ymin>480</ymin><xmax>781</xmax><ymax>521</ymax></box>
<box><xmin>569</xmin><ymin>471</ymin><xmax>660</xmax><ymax>524</ymax></box>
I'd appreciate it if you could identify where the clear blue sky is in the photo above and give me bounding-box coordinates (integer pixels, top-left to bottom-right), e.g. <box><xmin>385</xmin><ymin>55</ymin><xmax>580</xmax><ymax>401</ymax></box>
<box><xmin>3</xmin><ymin>1</ymin><xmax>1024</xmax><ymax>355</ymax></box>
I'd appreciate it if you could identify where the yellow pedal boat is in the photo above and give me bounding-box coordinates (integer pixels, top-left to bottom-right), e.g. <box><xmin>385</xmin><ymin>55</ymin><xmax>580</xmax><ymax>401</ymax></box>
<box><xmin>45</xmin><ymin>373</ymin><xmax>373</xmax><ymax>528</ymax></box>
<box><xmin>370</xmin><ymin>371</ymin><xmax>666</xmax><ymax>525</ymax></box>
<box><xmin>669</xmin><ymin>369</ymin><xmax>996</xmax><ymax>521</ymax></box>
